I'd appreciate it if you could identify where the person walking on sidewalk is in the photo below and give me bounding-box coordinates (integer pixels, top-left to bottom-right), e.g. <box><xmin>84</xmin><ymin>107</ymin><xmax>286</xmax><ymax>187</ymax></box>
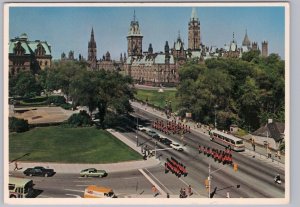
<box><xmin>14</xmin><ymin>161</ymin><xmax>20</xmax><ymax>171</ymax></box>
<box><xmin>188</xmin><ymin>185</ymin><xmax>193</xmax><ymax>196</ymax></box>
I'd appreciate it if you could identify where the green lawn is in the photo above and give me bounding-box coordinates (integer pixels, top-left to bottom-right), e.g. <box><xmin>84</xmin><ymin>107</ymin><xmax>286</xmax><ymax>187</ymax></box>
<box><xmin>135</xmin><ymin>89</ymin><xmax>178</xmax><ymax>111</ymax></box>
<box><xmin>9</xmin><ymin>126</ymin><xmax>142</xmax><ymax>163</ymax></box>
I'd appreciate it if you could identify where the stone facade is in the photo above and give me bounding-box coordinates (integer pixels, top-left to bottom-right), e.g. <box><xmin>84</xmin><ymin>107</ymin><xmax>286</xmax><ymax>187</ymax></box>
<box><xmin>261</xmin><ymin>41</ymin><xmax>268</xmax><ymax>57</ymax></box>
<box><xmin>188</xmin><ymin>8</ymin><xmax>201</xmax><ymax>50</ymax></box>
<box><xmin>9</xmin><ymin>33</ymin><xmax>52</xmax><ymax>75</ymax></box>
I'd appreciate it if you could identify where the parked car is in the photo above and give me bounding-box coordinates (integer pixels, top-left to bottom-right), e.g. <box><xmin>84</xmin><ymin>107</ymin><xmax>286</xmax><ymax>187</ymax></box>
<box><xmin>23</xmin><ymin>166</ymin><xmax>55</xmax><ymax>177</ymax></box>
<box><xmin>137</xmin><ymin>125</ymin><xmax>148</xmax><ymax>131</ymax></box>
<box><xmin>80</xmin><ymin>168</ymin><xmax>107</xmax><ymax>178</ymax></box>
<box><xmin>146</xmin><ymin>130</ymin><xmax>160</xmax><ymax>139</ymax></box>
<box><xmin>170</xmin><ymin>142</ymin><xmax>184</xmax><ymax>151</ymax></box>
<box><xmin>161</xmin><ymin>138</ymin><xmax>173</xmax><ymax>146</ymax></box>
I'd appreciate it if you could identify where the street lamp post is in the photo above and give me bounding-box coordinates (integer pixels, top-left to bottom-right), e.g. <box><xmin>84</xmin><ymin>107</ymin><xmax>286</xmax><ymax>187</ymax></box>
<box><xmin>136</xmin><ymin>117</ymin><xmax>139</xmax><ymax>147</ymax></box>
<box><xmin>214</xmin><ymin>105</ymin><xmax>218</xmax><ymax>129</ymax></box>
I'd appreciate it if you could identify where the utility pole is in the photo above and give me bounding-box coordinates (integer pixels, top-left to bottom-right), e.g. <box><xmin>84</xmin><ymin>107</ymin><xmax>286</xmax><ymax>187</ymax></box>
<box><xmin>136</xmin><ymin>117</ymin><xmax>139</xmax><ymax>147</ymax></box>
<box><xmin>208</xmin><ymin>164</ymin><xmax>211</xmax><ymax>198</ymax></box>
<box><xmin>214</xmin><ymin>105</ymin><xmax>217</xmax><ymax>129</ymax></box>
<box><xmin>207</xmin><ymin>163</ymin><xmax>231</xmax><ymax>198</ymax></box>
<box><xmin>155</xmin><ymin>142</ymin><xmax>157</xmax><ymax>158</ymax></box>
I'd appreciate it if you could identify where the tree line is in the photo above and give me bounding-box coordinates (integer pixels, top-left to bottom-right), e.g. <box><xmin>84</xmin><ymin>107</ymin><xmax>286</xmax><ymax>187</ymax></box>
<box><xmin>9</xmin><ymin>61</ymin><xmax>135</xmax><ymax>128</ymax></box>
<box><xmin>176</xmin><ymin>51</ymin><xmax>285</xmax><ymax>131</ymax></box>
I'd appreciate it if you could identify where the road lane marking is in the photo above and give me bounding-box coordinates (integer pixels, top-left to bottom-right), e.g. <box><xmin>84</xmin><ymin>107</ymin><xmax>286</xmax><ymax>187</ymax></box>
<box><xmin>64</xmin><ymin>189</ymin><xmax>84</xmax><ymax>193</ymax></box>
<box><xmin>76</xmin><ymin>185</ymin><xmax>90</xmax><ymax>187</ymax></box>
<box><xmin>139</xmin><ymin>169</ymin><xmax>167</xmax><ymax>196</ymax></box>
<box><xmin>144</xmin><ymin>168</ymin><xmax>172</xmax><ymax>194</ymax></box>
<box><xmin>66</xmin><ymin>194</ymin><xmax>81</xmax><ymax>198</ymax></box>
<box><xmin>37</xmin><ymin>195</ymin><xmax>52</xmax><ymax>198</ymax></box>
<box><xmin>123</xmin><ymin>176</ymin><xmax>140</xmax><ymax>180</ymax></box>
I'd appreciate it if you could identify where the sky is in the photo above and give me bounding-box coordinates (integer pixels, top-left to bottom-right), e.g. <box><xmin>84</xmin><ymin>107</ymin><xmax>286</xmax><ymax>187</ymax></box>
<box><xmin>9</xmin><ymin>5</ymin><xmax>285</xmax><ymax>60</ymax></box>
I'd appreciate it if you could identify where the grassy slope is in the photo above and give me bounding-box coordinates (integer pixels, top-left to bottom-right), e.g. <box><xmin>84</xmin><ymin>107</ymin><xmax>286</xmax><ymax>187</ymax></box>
<box><xmin>9</xmin><ymin>126</ymin><xmax>142</xmax><ymax>163</ymax></box>
<box><xmin>135</xmin><ymin>89</ymin><xmax>178</xmax><ymax>111</ymax></box>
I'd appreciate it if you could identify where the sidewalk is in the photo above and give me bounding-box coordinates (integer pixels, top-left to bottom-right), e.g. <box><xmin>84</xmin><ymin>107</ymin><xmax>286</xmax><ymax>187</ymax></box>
<box><xmin>131</xmin><ymin>101</ymin><xmax>285</xmax><ymax>167</ymax></box>
<box><xmin>9</xmin><ymin>129</ymin><xmax>160</xmax><ymax>174</ymax></box>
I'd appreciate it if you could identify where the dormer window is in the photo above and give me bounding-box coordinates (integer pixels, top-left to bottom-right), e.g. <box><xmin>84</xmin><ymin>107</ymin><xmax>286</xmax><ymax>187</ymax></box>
<box><xmin>35</xmin><ymin>43</ymin><xmax>45</xmax><ymax>56</ymax></box>
<box><xmin>14</xmin><ymin>42</ymin><xmax>25</xmax><ymax>56</ymax></box>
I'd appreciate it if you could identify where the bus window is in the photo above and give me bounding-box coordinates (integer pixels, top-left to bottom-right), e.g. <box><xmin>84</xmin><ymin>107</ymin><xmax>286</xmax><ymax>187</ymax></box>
<box><xmin>9</xmin><ymin>184</ymin><xmax>15</xmax><ymax>191</ymax></box>
<box><xmin>236</xmin><ymin>140</ymin><xmax>243</xmax><ymax>144</ymax></box>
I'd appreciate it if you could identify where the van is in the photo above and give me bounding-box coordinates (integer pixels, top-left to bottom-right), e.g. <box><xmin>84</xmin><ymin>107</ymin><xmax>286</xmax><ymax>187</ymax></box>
<box><xmin>9</xmin><ymin>177</ymin><xmax>34</xmax><ymax>198</ymax></box>
<box><xmin>83</xmin><ymin>185</ymin><xmax>117</xmax><ymax>198</ymax></box>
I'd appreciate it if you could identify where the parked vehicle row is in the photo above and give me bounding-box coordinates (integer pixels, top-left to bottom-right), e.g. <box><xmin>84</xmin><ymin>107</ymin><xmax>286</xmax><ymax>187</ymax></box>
<box><xmin>137</xmin><ymin>124</ymin><xmax>184</xmax><ymax>151</ymax></box>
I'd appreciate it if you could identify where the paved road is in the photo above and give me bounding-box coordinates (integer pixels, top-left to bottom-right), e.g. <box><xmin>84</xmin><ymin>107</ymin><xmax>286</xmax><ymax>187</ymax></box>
<box><xmin>8</xmin><ymin>101</ymin><xmax>285</xmax><ymax>199</ymax></box>
<box><xmin>128</xmin><ymin>106</ymin><xmax>285</xmax><ymax>198</ymax></box>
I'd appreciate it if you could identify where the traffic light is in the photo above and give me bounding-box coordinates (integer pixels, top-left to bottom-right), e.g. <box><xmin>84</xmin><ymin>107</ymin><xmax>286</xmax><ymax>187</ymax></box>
<box><xmin>205</xmin><ymin>179</ymin><xmax>209</xmax><ymax>189</ymax></box>
<box><xmin>233</xmin><ymin>163</ymin><xmax>238</xmax><ymax>172</ymax></box>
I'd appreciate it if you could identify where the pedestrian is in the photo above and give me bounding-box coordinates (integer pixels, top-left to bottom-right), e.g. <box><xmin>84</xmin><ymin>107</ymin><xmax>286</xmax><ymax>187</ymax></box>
<box><xmin>152</xmin><ymin>185</ymin><xmax>157</xmax><ymax>197</ymax></box>
<box><xmin>252</xmin><ymin>143</ymin><xmax>256</xmax><ymax>151</ymax></box>
<box><xmin>183</xmin><ymin>188</ymin><xmax>187</xmax><ymax>198</ymax></box>
<box><xmin>14</xmin><ymin>162</ymin><xmax>18</xmax><ymax>171</ymax></box>
<box><xmin>277</xmin><ymin>150</ymin><xmax>281</xmax><ymax>159</ymax></box>
<box><xmin>179</xmin><ymin>188</ymin><xmax>183</xmax><ymax>198</ymax></box>
<box><xmin>188</xmin><ymin>185</ymin><xmax>193</xmax><ymax>196</ymax></box>
<box><xmin>167</xmin><ymin>193</ymin><xmax>170</xmax><ymax>198</ymax></box>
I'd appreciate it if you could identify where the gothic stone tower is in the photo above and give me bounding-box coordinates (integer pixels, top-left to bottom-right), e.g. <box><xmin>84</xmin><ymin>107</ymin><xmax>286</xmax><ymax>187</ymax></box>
<box><xmin>88</xmin><ymin>28</ymin><xmax>97</xmax><ymax>68</ymax></box>
<box><xmin>261</xmin><ymin>41</ymin><xmax>268</xmax><ymax>57</ymax></box>
<box><xmin>188</xmin><ymin>8</ymin><xmax>201</xmax><ymax>50</ymax></box>
<box><xmin>127</xmin><ymin>11</ymin><xmax>143</xmax><ymax>57</ymax></box>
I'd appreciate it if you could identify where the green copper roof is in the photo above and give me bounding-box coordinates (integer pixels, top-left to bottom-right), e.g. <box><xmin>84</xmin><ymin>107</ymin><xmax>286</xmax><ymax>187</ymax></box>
<box><xmin>9</xmin><ymin>34</ymin><xmax>51</xmax><ymax>56</ymax></box>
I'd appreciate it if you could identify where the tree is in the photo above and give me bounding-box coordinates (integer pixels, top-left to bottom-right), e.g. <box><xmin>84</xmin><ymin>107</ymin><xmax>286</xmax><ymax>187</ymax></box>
<box><xmin>69</xmin><ymin>70</ymin><xmax>134</xmax><ymax>128</ymax></box>
<box><xmin>176</xmin><ymin>55</ymin><xmax>285</xmax><ymax>131</ymax></box>
<box><xmin>10</xmin><ymin>71</ymin><xmax>42</xmax><ymax>98</ymax></box>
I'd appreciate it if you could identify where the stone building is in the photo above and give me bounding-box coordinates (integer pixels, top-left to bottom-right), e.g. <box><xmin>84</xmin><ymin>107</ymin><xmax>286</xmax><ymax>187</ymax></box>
<box><xmin>88</xmin><ymin>28</ymin><xmax>97</xmax><ymax>69</ymax></box>
<box><xmin>261</xmin><ymin>41</ymin><xmax>268</xmax><ymax>57</ymax></box>
<box><xmin>85</xmin><ymin>28</ymin><xmax>120</xmax><ymax>71</ymax></box>
<box><xmin>188</xmin><ymin>8</ymin><xmax>201</xmax><ymax>50</ymax></box>
<box><xmin>124</xmin><ymin>11</ymin><xmax>180</xmax><ymax>86</ymax></box>
<box><xmin>9</xmin><ymin>33</ymin><xmax>52</xmax><ymax>75</ymax></box>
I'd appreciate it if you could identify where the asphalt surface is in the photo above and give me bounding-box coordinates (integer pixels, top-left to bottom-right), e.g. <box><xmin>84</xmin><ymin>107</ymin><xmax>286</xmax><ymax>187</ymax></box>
<box><xmin>8</xmin><ymin>101</ymin><xmax>286</xmax><ymax>199</ymax></box>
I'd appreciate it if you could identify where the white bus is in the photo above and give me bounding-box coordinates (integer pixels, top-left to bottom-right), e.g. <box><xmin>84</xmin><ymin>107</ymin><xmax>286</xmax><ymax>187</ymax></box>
<box><xmin>9</xmin><ymin>177</ymin><xmax>34</xmax><ymax>198</ymax></box>
<box><xmin>209</xmin><ymin>130</ymin><xmax>245</xmax><ymax>151</ymax></box>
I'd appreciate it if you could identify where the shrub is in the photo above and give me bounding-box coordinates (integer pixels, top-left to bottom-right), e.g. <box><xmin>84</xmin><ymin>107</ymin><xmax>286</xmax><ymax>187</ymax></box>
<box><xmin>9</xmin><ymin>117</ymin><xmax>29</xmax><ymax>133</ymax></box>
<box><xmin>67</xmin><ymin>110</ymin><xmax>92</xmax><ymax>127</ymax></box>
<box><xmin>60</xmin><ymin>103</ymin><xmax>73</xmax><ymax>110</ymax></box>
<box><xmin>23</xmin><ymin>96</ymin><xmax>48</xmax><ymax>103</ymax></box>
<box><xmin>47</xmin><ymin>96</ymin><xmax>66</xmax><ymax>105</ymax></box>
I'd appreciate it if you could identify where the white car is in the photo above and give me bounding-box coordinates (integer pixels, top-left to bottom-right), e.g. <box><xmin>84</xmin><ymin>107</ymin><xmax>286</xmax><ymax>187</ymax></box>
<box><xmin>170</xmin><ymin>142</ymin><xmax>184</xmax><ymax>151</ymax></box>
<box><xmin>137</xmin><ymin>125</ymin><xmax>148</xmax><ymax>131</ymax></box>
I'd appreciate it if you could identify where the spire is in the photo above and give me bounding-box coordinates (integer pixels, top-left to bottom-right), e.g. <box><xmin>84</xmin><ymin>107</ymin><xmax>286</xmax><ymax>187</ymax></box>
<box><xmin>190</xmin><ymin>7</ymin><xmax>198</xmax><ymax>20</ymax></box>
<box><xmin>177</xmin><ymin>30</ymin><xmax>181</xmax><ymax>41</ymax></box>
<box><xmin>88</xmin><ymin>27</ymin><xmax>96</xmax><ymax>48</ymax></box>
<box><xmin>91</xmin><ymin>27</ymin><xmax>94</xmax><ymax>41</ymax></box>
<box><xmin>128</xmin><ymin>10</ymin><xmax>142</xmax><ymax>36</ymax></box>
<box><xmin>242</xmin><ymin>29</ymin><xmax>251</xmax><ymax>47</ymax></box>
